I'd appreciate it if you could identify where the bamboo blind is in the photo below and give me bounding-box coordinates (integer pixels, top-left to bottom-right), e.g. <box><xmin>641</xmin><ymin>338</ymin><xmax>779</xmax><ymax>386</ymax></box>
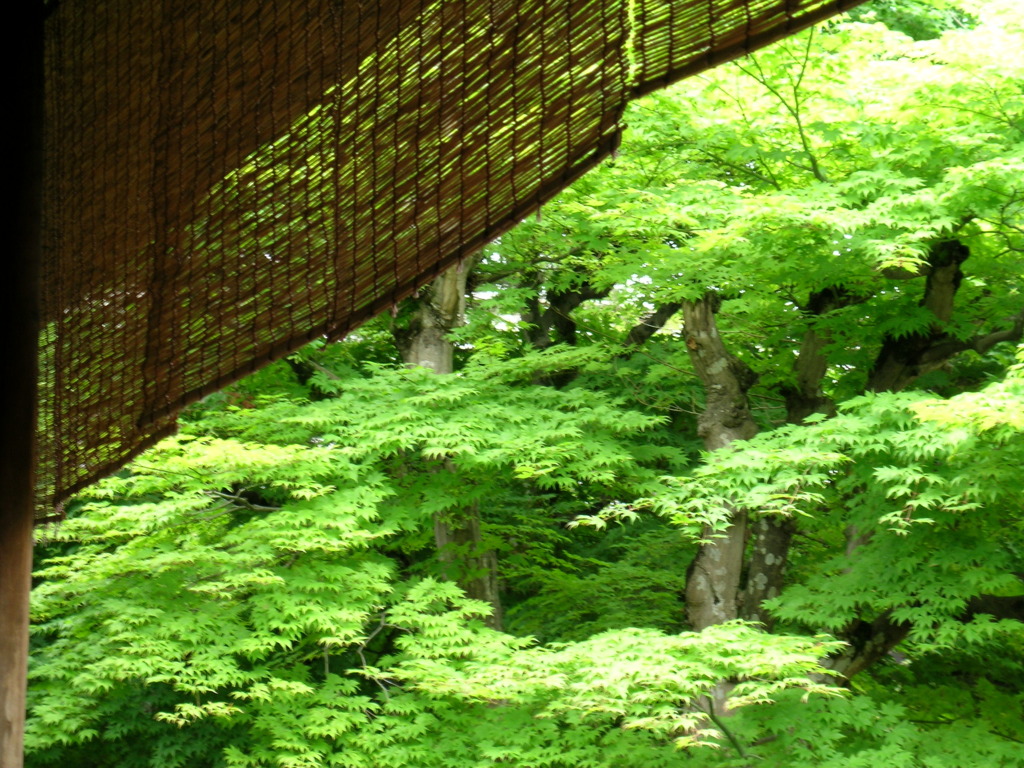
<box><xmin>38</xmin><ymin>0</ymin><xmax>864</xmax><ymax>520</ymax></box>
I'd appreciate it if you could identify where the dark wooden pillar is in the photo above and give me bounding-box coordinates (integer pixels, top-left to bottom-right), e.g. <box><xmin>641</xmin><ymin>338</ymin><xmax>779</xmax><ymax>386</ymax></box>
<box><xmin>1</xmin><ymin>4</ymin><xmax>44</xmax><ymax>766</ymax></box>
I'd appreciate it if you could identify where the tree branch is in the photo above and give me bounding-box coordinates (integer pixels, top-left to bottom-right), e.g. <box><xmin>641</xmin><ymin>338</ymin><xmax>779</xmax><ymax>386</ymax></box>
<box><xmin>919</xmin><ymin>311</ymin><xmax>1024</xmax><ymax>366</ymax></box>
<box><xmin>824</xmin><ymin>588</ymin><xmax>1024</xmax><ymax>684</ymax></box>
<box><xmin>738</xmin><ymin>34</ymin><xmax>830</xmax><ymax>184</ymax></box>
<box><xmin>204</xmin><ymin>490</ymin><xmax>280</xmax><ymax>512</ymax></box>
<box><xmin>824</xmin><ymin>611</ymin><xmax>911</xmax><ymax>682</ymax></box>
<box><xmin>867</xmin><ymin>240</ymin><xmax>971</xmax><ymax>392</ymax></box>
<box><xmin>624</xmin><ymin>302</ymin><xmax>682</xmax><ymax>347</ymax></box>
<box><xmin>962</xmin><ymin>592</ymin><xmax>1024</xmax><ymax>623</ymax></box>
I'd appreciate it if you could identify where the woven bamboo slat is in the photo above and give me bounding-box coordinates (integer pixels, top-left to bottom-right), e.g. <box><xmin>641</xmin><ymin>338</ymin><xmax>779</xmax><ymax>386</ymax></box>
<box><xmin>38</xmin><ymin>0</ymin><xmax>865</xmax><ymax>520</ymax></box>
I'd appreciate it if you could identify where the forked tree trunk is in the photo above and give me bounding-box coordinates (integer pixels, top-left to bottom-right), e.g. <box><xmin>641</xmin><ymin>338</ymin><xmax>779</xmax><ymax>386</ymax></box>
<box><xmin>393</xmin><ymin>260</ymin><xmax>503</xmax><ymax>629</ymax></box>
<box><xmin>867</xmin><ymin>241</ymin><xmax>971</xmax><ymax>393</ymax></box>
<box><xmin>681</xmin><ymin>240</ymin><xmax>1022</xmax><ymax>693</ymax></box>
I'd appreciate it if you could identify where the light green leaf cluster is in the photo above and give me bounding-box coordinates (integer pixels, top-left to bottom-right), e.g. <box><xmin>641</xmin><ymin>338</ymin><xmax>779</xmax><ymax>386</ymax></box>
<box><xmin>388</xmin><ymin>618</ymin><xmax>840</xmax><ymax>748</ymax></box>
<box><xmin>26</xmin><ymin>360</ymin><xmax>721</xmax><ymax>767</ymax></box>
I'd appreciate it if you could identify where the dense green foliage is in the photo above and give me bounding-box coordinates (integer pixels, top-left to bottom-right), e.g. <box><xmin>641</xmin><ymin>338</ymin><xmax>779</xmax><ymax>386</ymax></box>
<box><xmin>28</xmin><ymin>2</ymin><xmax>1024</xmax><ymax>766</ymax></box>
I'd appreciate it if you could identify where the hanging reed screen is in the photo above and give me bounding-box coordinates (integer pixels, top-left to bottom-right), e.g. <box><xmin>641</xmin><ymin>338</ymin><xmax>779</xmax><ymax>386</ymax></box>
<box><xmin>38</xmin><ymin>0</ymin><xmax>864</xmax><ymax>520</ymax></box>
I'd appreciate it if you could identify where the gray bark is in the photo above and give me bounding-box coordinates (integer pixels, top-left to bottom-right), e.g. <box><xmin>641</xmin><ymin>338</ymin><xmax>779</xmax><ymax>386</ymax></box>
<box><xmin>743</xmin><ymin>287</ymin><xmax>850</xmax><ymax>627</ymax></box>
<box><xmin>392</xmin><ymin>261</ymin><xmax>503</xmax><ymax>629</ymax></box>
<box><xmin>739</xmin><ymin>517</ymin><xmax>794</xmax><ymax>629</ymax></box>
<box><xmin>681</xmin><ymin>295</ymin><xmax>758</xmax><ymax>632</ymax></box>
<box><xmin>434</xmin><ymin>505</ymin><xmax>503</xmax><ymax>630</ymax></box>
<box><xmin>781</xmin><ymin>286</ymin><xmax>851</xmax><ymax>424</ymax></box>
<box><xmin>681</xmin><ymin>241</ymin><xmax>1021</xmax><ymax>687</ymax></box>
<box><xmin>392</xmin><ymin>264</ymin><xmax>468</xmax><ymax>375</ymax></box>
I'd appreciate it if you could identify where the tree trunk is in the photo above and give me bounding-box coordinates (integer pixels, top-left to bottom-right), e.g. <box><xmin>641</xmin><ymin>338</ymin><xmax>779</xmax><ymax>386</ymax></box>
<box><xmin>434</xmin><ymin>506</ymin><xmax>503</xmax><ymax>629</ymax></box>
<box><xmin>743</xmin><ymin>287</ymin><xmax>849</xmax><ymax>627</ymax></box>
<box><xmin>821</xmin><ymin>612</ymin><xmax>911</xmax><ymax>682</ymax></box>
<box><xmin>681</xmin><ymin>295</ymin><xmax>758</xmax><ymax>632</ymax></box>
<box><xmin>739</xmin><ymin>517</ymin><xmax>794</xmax><ymax>629</ymax></box>
<box><xmin>392</xmin><ymin>261</ymin><xmax>503</xmax><ymax>629</ymax></box>
<box><xmin>521</xmin><ymin>276</ymin><xmax>611</xmax><ymax>386</ymax></box>
<box><xmin>392</xmin><ymin>264</ymin><xmax>467</xmax><ymax>376</ymax></box>
<box><xmin>781</xmin><ymin>286</ymin><xmax>849</xmax><ymax>424</ymax></box>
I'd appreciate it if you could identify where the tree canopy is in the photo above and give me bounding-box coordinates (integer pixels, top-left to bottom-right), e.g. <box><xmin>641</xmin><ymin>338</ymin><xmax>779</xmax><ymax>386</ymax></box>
<box><xmin>27</xmin><ymin>1</ymin><xmax>1024</xmax><ymax>766</ymax></box>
